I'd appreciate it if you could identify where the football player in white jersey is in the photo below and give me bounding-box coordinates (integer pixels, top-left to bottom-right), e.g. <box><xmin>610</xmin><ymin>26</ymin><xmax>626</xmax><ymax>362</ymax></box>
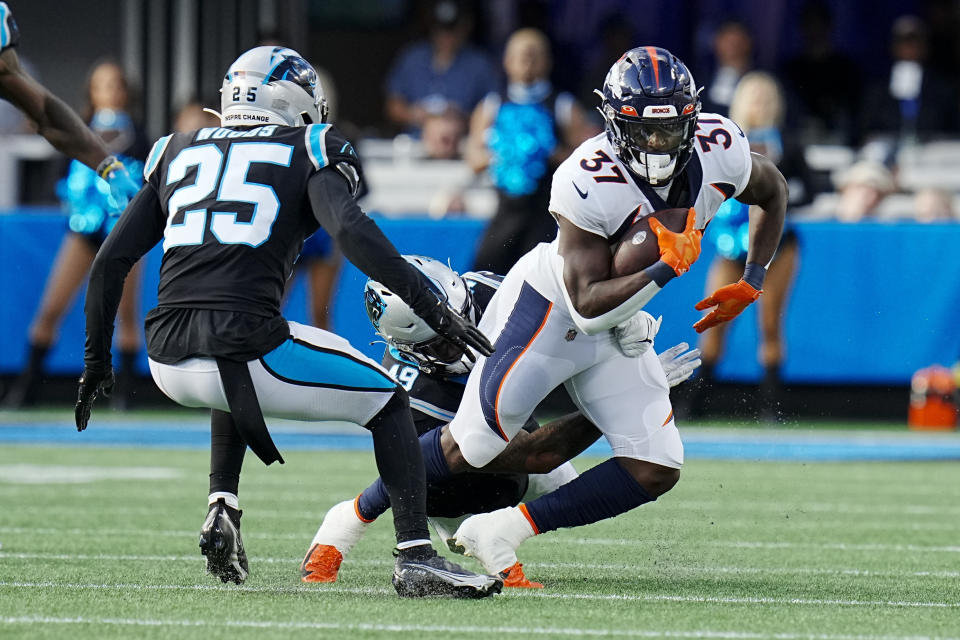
<box><xmin>442</xmin><ymin>46</ymin><xmax>788</xmax><ymax>576</ymax></box>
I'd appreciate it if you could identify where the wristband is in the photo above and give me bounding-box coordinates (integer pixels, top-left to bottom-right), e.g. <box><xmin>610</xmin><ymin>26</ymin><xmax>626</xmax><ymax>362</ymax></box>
<box><xmin>96</xmin><ymin>155</ymin><xmax>124</xmax><ymax>180</ymax></box>
<box><xmin>742</xmin><ymin>262</ymin><xmax>767</xmax><ymax>290</ymax></box>
<box><xmin>646</xmin><ymin>260</ymin><xmax>677</xmax><ymax>287</ymax></box>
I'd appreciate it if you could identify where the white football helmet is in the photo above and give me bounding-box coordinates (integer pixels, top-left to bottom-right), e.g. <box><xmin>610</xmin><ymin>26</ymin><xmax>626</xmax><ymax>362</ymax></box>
<box><xmin>219</xmin><ymin>46</ymin><xmax>328</xmax><ymax>127</ymax></box>
<box><xmin>364</xmin><ymin>256</ymin><xmax>477</xmax><ymax>376</ymax></box>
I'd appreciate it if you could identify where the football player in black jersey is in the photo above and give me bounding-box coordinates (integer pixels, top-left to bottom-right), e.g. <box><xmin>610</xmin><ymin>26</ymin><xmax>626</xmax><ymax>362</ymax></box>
<box><xmin>0</xmin><ymin>2</ymin><xmax>139</xmax><ymax>208</ymax></box>
<box><xmin>301</xmin><ymin>255</ymin><xmax>701</xmax><ymax>587</ymax></box>
<box><xmin>76</xmin><ymin>46</ymin><xmax>501</xmax><ymax>598</ymax></box>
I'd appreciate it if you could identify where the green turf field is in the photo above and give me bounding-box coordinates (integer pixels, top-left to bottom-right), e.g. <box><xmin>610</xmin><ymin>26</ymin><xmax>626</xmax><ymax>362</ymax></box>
<box><xmin>1</xmin><ymin>437</ymin><xmax>959</xmax><ymax>639</ymax></box>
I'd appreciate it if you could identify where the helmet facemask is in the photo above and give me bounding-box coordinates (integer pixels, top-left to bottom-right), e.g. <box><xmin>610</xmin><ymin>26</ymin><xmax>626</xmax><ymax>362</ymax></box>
<box><xmin>364</xmin><ymin>256</ymin><xmax>479</xmax><ymax>377</ymax></box>
<box><xmin>601</xmin><ymin>103</ymin><xmax>698</xmax><ymax>186</ymax></box>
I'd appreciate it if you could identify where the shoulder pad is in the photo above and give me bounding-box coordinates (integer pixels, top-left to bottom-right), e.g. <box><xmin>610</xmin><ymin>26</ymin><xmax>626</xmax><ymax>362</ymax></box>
<box><xmin>304</xmin><ymin>123</ymin><xmax>360</xmax><ymax>172</ymax></box>
<box><xmin>143</xmin><ymin>133</ymin><xmax>174</xmax><ymax>181</ymax></box>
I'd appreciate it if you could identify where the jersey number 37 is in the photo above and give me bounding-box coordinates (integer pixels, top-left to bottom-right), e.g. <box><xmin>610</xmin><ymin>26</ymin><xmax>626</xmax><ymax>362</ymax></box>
<box><xmin>163</xmin><ymin>142</ymin><xmax>293</xmax><ymax>251</ymax></box>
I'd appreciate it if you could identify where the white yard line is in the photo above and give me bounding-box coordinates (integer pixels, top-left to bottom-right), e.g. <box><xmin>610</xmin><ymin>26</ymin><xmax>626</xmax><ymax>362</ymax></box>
<box><xmin>1</xmin><ymin>526</ymin><xmax>958</xmax><ymax>553</ymax></box>
<box><xmin>2</xmin><ymin>552</ymin><xmax>958</xmax><ymax>580</ymax></box>
<box><xmin>1</xmin><ymin>581</ymin><xmax>957</xmax><ymax>609</ymax></box>
<box><xmin>546</xmin><ymin>539</ymin><xmax>960</xmax><ymax>553</ymax></box>
<box><xmin>0</xmin><ymin>615</ymin><xmax>956</xmax><ymax>640</ymax></box>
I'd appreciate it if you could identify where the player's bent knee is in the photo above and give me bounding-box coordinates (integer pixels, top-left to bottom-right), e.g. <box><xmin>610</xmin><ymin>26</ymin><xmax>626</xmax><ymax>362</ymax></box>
<box><xmin>615</xmin><ymin>457</ymin><xmax>681</xmax><ymax>498</ymax></box>
<box><xmin>364</xmin><ymin>385</ymin><xmax>408</xmax><ymax>431</ymax></box>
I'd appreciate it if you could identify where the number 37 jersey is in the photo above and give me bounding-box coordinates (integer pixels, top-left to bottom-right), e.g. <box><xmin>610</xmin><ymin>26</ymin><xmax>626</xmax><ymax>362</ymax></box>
<box><xmin>524</xmin><ymin>112</ymin><xmax>753</xmax><ymax>304</ymax></box>
<box><xmin>143</xmin><ymin>123</ymin><xmax>359</xmax><ymax>317</ymax></box>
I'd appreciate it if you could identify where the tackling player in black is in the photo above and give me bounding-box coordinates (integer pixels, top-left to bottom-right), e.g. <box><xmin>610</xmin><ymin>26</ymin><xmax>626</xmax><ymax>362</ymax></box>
<box><xmin>301</xmin><ymin>255</ymin><xmax>701</xmax><ymax>587</ymax></box>
<box><xmin>0</xmin><ymin>2</ymin><xmax>139</xmax><ymax>208</ymax></box>
<box><xmin>76</xmin><ymin>46</ymin><xmax>501</xmax><ymax>598</ymax></box>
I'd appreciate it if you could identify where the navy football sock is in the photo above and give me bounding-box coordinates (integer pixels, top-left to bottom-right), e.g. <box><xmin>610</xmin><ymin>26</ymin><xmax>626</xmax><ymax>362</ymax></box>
<box><xmin>420</xmin><ymin>425</ymin><xmax>451</xmax><ymax>482</ymax></box>
<box><xmin>355</xmin><ymin>425</ymin><xmax>450</xmax><ymax>522</ymax></box>
<box><xmin>523</xmin><ymin>458</ymin><xmax>654</xmax><ymax>534</ymax></box>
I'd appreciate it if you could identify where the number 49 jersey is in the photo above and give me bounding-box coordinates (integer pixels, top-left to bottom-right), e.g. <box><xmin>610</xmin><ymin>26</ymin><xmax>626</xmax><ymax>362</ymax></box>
<box><xmin>525</xmin><ymin>112</ymin><xmax>753</xmax><ymax>304</ymax></box>
<box><xmin>144</xmin><ymin>123</ymin><xmax>360</xmax><ymax>317</ymax></box>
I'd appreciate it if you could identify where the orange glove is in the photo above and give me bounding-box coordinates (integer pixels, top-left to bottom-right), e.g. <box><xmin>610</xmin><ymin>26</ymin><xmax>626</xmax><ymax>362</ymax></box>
<box><xmin>693</xmin><ymin>280</ymin><xmax>762</xmax><ymax>333</ymax></box>
<box><xmin>648</xmin><ymin>208</ymin><xmax>702</xmax><ymax>276</ymax></box>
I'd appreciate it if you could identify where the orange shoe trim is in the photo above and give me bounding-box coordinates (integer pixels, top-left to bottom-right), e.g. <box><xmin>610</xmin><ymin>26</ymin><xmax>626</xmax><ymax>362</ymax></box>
<box><xmin>662</xmin><ymin>409</ymin><xmax>674</xmax><ymax>426</ymax></box>
<box><xmin>353</xmin><ymin>495</ymin><xmax>375</xmax><ymax>524</ymax></box>
<box><xmin>517</xmin><ymin>503</ymin><xmax>540</xmax><ymax>535</ymax></box>
<box><xmin>501</xmin><ymin>562</ymin><xmax>544</xmax><ymax>589</ymax></box>
<box><xmin>300</xmin><ymin>543</ymin><xmax>343</xmax><ymax>583</ymax></box>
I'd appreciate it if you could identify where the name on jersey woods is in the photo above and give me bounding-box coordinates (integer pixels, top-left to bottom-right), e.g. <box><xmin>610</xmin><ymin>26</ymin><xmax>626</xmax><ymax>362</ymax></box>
<box><xmin>195</xmin><ymin>125</ymin><xmax>279</xmax><ymax>141</ymax></box>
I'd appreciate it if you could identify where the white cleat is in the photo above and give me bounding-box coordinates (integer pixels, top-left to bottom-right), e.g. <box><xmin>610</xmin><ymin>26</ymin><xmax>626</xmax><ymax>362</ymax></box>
<box><xmin>312</xmin><ymin>498</ymin><xmax>372</xmax><ymax>555</ymax></box>
<box><xmin>453</xmin><ymin>506</ymin><xmax>536</xmax><ymax>575</ymax></box>
<box><xmin>300</xmin><ymin>498</ymin><xmax>372</xmax><ymax>583</ymax></box>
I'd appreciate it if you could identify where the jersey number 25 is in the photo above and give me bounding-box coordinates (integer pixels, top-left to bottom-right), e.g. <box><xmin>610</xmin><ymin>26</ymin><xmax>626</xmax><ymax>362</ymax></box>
<box><xmin>163</xmin><ymin>142</ymin><xmax>293</xmax><ymax>251</ymax></box>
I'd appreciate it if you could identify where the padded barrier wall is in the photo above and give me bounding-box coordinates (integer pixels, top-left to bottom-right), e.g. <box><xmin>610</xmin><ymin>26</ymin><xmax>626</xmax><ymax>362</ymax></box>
<box><xmin>2</xmin><ymin>210</ymin><xmax>958</xmax><ymax>384</ymax></box>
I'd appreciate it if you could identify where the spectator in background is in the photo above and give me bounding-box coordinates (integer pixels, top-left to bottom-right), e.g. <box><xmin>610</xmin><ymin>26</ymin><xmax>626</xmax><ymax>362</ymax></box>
<box><xmin>861</xmin><ymin>16</ymin><xmax>959</xmax><ymax>142</ymax></box>
<box><xmin>385</xmin><ymin>0</ymin><xmax>497</xmax><ymax>138</ymax></box>
<box><xmin>914</xmin><ymin>187</ymin><xmax>957</xmax><ymax>223</ymax></box>
<box><xmin>421</xmin><ymin>110</ymin><xmax>466</xmax><ymax>160</ymax></box>
<box><xmin>172</xmin><ymin>100</ymin><xmax>219</xmax><ymax>132</ymax></box>
<box><xmin>3</xmin><ymin>60</ymin><xmax>147</xmax><ymax>409</ymax></box>
<box><xmin>835</xmin><ymin>160</ymin><xmax>895</xmax><ymax>222</ymax></box>
<box><xmin>701</xmin><ymin>20</ymin><xmax>753</xmax><ymax>116</ymax></box>
<box><xmin>782</xmin><ymin>1</ymin><xmax>862</xmax><ymax>145</ymax></box>
<box><xmin>466</xmin><ymin>28</ymin><xmax>596</xmax><ymax>274</ymax></box>
<box><xmin>693</xmin><ymin>73</ymin><xmax>800</xmax><ymax>422</ymax></box>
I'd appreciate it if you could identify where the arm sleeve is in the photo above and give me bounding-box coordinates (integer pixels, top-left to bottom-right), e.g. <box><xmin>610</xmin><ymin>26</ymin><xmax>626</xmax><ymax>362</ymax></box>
<box><xmin>84</xmin><ymin>185</ymin><xmax>165</xmax><ymax>371</ymax></box>
<box><xmin>307</xmin><ymin>169</ymin><xmax>440</xmax><ymax>317</ymax></box>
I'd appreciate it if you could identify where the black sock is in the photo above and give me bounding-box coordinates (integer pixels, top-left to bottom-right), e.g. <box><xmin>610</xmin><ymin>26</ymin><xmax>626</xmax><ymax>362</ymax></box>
<box><xmin>760</xmin><ymin>364</ymin><xmax>782</xmax><ymax>419</ymax></box>
<box><xmin>209</xmin><ymin>410</ymin><xmax>246</xmax><ymax>496</ymax></box>
<box><xmin>365</xmin><ymin>389</ymin><xmax>430</xmax><ymax>545</ymax></box>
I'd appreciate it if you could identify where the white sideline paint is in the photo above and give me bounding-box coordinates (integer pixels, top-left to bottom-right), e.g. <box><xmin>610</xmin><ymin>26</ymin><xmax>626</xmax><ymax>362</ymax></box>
<box><xmin>5</xmin><ymin>503</ymin><xmax>958</xmax><ymax>530</ymax></box>
<box><xmin>1</xmin><ymin>581</ymin><xmax>957</xmax><ymax>609</ymax></box>
<box><xmin>1</xmin><ymin>615</ymin><xmax>956</xmax><ymax>640</ymax></box>
<box><xmin>1</xmin><ymin>526</ymin><xmax>959</xmax><ymax>552</ymax></box>
<box><xmin>3</xmin><ymin>552</ymin><xmax>959</xmax><ymax>579</ymax></box>
<box><xmin>544</xmin><ymin>539</ymin><xmax>960</xmax><ymax>553</ymax></box>
<box><xmin>0</xmin><ymin>464</ymin><xmax>182</xmax><ymax>484</ymax></box>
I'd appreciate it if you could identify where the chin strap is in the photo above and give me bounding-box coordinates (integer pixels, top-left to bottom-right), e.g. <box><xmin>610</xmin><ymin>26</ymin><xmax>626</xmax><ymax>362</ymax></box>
<box><xmin>202</xmin><ymin>108</ymin><xmax>223</xmax><ymax>124</ymax></box>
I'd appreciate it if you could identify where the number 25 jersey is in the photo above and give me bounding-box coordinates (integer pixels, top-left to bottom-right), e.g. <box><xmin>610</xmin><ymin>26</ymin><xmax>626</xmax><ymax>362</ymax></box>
<box><xmin>141</xmin><ymin>123</ymin><xmax>360</xmax><ymax>362</ymax></box>
<box><xmin>144</xmin><ymin>123</ymin><xmax>358</xmax><ymax>317</ymax></box>
<box><xmin>523</xmin><ymin>112</ymin><xmax>753</xmax><ymax>305</ymax></box>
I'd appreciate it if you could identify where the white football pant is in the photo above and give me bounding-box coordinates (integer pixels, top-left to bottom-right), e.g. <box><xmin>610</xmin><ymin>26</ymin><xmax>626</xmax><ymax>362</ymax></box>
<box><xmin>148</xmin><ymin>321</ymin><xmax>396</xmax><ymax>426</ymax></box>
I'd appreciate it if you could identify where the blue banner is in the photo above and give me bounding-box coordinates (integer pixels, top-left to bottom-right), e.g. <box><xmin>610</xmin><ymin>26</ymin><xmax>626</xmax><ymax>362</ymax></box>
<box><xmin>1</xmin><ymin>210</ymin><xmax>958</xmax><ymax>384</ymax></box>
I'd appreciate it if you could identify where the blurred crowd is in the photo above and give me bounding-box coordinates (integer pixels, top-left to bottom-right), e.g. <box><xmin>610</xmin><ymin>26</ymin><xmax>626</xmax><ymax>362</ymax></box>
<box><xmin>2</xmin><ymin>0</ymin><xmax>959</xmax><ymax>413</ymax></box>
<box><xmin>365</xmin><ymin>0</ymin><xmax>960</xmax><ymax>228</ymax></box>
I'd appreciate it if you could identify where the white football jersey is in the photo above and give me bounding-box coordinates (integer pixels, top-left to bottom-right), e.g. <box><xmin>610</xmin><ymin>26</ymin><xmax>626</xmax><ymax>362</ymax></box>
<box><xmin>520</xmin><ymin>112</ymin><xmax>753</xmax><ymax>305</ymax></box>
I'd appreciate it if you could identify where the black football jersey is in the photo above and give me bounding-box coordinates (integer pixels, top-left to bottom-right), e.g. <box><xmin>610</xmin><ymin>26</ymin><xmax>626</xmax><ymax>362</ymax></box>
<box><xmin>142</xmin><ymin>123</ymin><xmax>361</xmax><ymax>362</ymax></box>
<box><xmin>380</xmin><ymin>270</ymin><xmax>503</xmax><ymax>434</ymax></box>
<box><xmin>0</xmin><ymin>2</ymin><xmax>20</xmax><ymax>53</ymax></box>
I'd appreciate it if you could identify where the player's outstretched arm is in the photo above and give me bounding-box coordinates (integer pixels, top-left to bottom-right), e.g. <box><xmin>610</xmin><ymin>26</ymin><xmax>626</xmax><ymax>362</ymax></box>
<box><xmin>693</xmin><ymin>154</ymin><xmax>787</xmax><ymax>333</ymax></box>
<box><xmin>77</xmin><ymin>185</ymin><xmax>163</xmax><ymax>431</ymax></box>
<box><xmin>557</xmin><ymin>210</ymin><xmax>700</xmax><ymax>335</ymax></box>
<box><xmin>307</xmin><ymin>169</ymin><xmax>493</xmax><ymax>356</ymax></box>
<box><xmin>0</xmin><ymin>48</ymin><xmax>109</xmax><ymax>171</ymax></box>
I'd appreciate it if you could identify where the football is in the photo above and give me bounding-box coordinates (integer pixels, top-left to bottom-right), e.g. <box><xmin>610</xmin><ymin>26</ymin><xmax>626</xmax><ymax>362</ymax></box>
<box><xmin>610</xmin><ymin>207</ymin><xmax>691</xmax><ymax>277</ymax></box>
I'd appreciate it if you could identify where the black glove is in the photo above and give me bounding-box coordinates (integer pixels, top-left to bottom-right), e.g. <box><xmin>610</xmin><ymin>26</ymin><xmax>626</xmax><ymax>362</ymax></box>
<box><xmin>75</xmin><ymin>367</ymin><xmax>115</xmax><ymax>432</ymax></box>
<box><xmin>419</xmin><ymin>300</ymin><xmax>495</xmax><ymax>359</ymax></box>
